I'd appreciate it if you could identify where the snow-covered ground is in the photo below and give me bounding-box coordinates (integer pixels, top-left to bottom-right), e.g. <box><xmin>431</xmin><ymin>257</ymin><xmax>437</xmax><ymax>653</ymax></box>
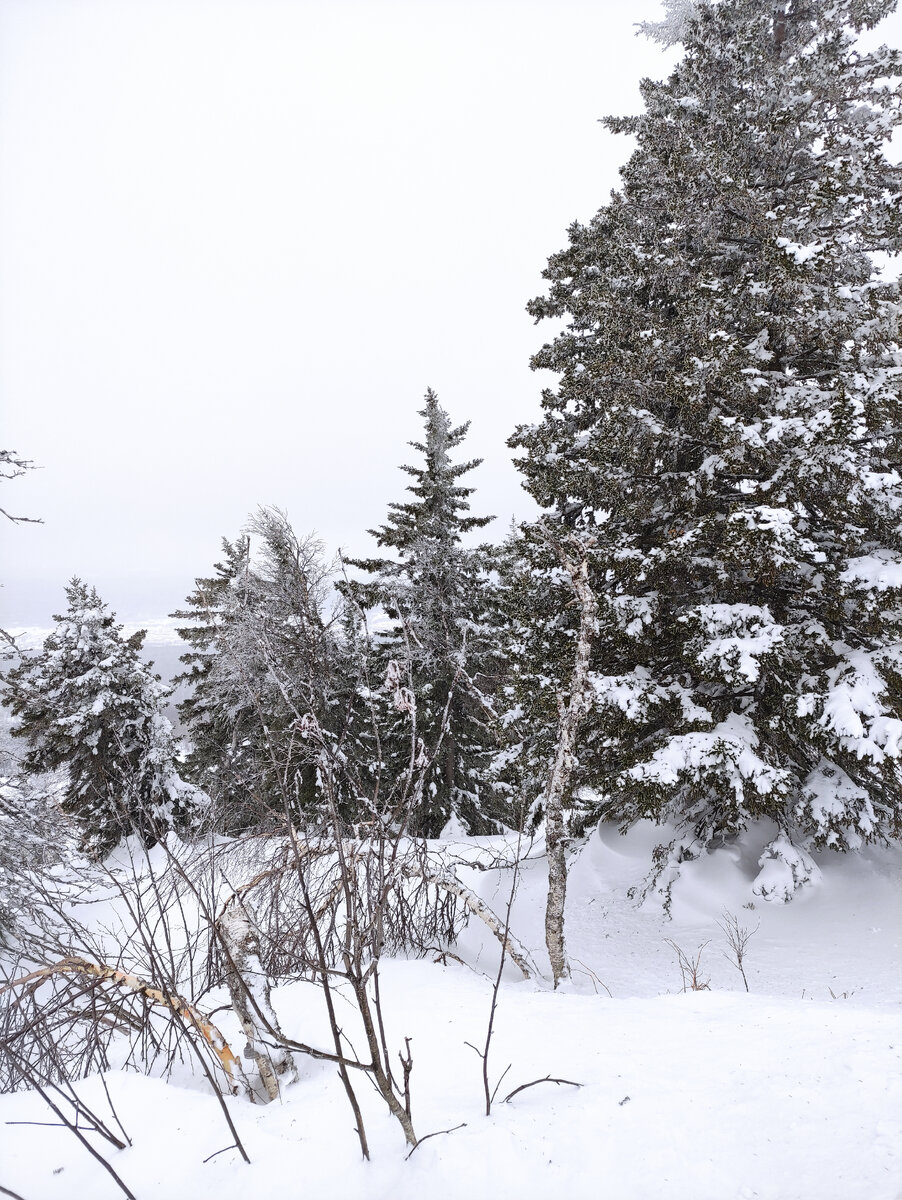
<box><xmin>2</xmin><ymin>823</ymin><xmax>900</xmax><ymax>1200</ymax></box>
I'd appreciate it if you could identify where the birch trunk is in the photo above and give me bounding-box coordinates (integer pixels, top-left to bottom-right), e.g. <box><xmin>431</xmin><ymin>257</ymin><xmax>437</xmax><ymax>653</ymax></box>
<box><xmin>404</xmin><ymin>861</ymin><xmax>538</xmax><ymax>979</ymax></box>
<box><xmin>0</xmin><ymin>954</ymin><xmax>251</xmax><ymax>1097</ymax></box>
<box><xmin>218</xmin><ymin>903</ymin><xmax>299</xmax><ymax>1102</ymax></box>
<box><xmin>541</xmin><ymin>532</ymin><xmax>598</xmax><ymax>988</ymax></box>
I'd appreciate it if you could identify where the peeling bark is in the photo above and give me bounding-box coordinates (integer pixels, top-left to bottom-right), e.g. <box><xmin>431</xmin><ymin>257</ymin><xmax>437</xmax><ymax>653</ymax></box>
<box><xmin>0</xmin><ymin>955</ymin><xmax>248</xmax><ymax>1093</ymax></box>
<box><xmin>217</xmin><ymin>902</ymin><xmax>299</xmax><ymax>1103</ymax></box>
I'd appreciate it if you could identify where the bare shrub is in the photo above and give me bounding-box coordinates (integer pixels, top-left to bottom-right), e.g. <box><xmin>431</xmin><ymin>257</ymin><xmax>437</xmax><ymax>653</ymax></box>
<box><xmin>665</xmin><ymin>939</ymin><xmax>711</xmax><ymax>992</ymax></box>
<box><xmin>717</xmin><ymin>910</ymin><xmax>759</xmax><ymax>992</ymax></box>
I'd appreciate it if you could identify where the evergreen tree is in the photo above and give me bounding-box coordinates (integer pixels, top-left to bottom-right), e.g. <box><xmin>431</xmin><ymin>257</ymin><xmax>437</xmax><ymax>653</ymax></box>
<box><xmin>2</xmin><ymin>580</ymin><xmax>207</xmax><ymax>858</ymax></box>
<box><xmin>171</xmin><ymin>536</ymin><xmax>262</xmax><ymax>830</ymax></box>
<box><xmin>491</xmin><ymin>525</ymin><xmax>605</xmax><ymax>829</ymax></box>
<box><xmin>510</xmin><ymin>0</ymin><xmax>902</xmax><ymax>896</ymax></box>
<box><xmin>174</xmin><ymin>511</ymin><xmax>357</xmax><ymax>832</ymax></box>
<box><xmin>345</xmin><ymin>389</ymin><xmax>504</xmax><ymax>836</ymax></box>
<box><xmin>0</xmin><ymin>717</ymin><xmax>70</xmax><ymax>944</ymax></box>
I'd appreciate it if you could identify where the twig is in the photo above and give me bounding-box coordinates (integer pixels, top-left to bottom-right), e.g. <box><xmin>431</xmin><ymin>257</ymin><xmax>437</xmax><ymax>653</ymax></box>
<box><xmin>665</xmin><ymin>939</ymin><xmax>710</xmax><ymax>992</ymax></box>
<box><xmin>404</xmin><ymin>1123</ymin><xmax>467</xmax><ymax>1161</ymax></box>
<box><xmin>203</xmin><ymin>1144</ymin><xmax>241</xmax><ymax>1164</ymax></box>
<box><xmin>502</xmin><ymin>1076</ymin><xmax>583</xmax><ymax>1104</ymax></box>
<box><xmin>475</xmin><ymin>831</ymin><xmax>521</xmax><ymax>1115</ymax></box>
<box><xmin>5</xmin><ymin>1122</ymin><xmax>67</xmax><ymax>1129</ymax></box>
<box><xmin>0</xmin><ymin>506</ymin><xmax>42</xmax><ymax>525</ymax></box>
<box><xmin>570</xmin><ymin>957</ymin><xmax>613</xmax><ymax>998</ymax></box>
<box><xmin>0</xmin><ymin>1184</ymin><xmax>30</xmax><ymax>1200</ymax></box>
<box><xmin>489</xmin><ymin>1063</ymin><xmax>512</xmax><ymax>1106</ymax></box>
<box><xmin>99</xmin><ymin>1072</ymin><xmax>132</xmax><ymax>1149</ymax></box>
<box><xmin>717</xmin><ymin>911</ymin><xmax>758</xmax><ymax>993</ymax></box>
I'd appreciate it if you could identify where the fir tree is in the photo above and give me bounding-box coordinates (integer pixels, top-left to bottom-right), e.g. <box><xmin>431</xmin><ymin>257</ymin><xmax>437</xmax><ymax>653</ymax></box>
<box><xmin>510</xmin><ymin>0</ymin><xmax>902</xmax><ymax>896</ymax></box>
<box><xmin>345</xmin><ymin>389</ymin><xmax>504</xmax><ymax>836</ymax></box>
<box><xmin>490</xmin><ymin>528</ymin><xmax>576</xmax><ymax>818</ymax></box>
<box><xmin>2</xmin><ymin>580</ymin><xmax>207</xmax><ymax>858</ymax></box>
<box><xmin>171</xmin><ymin>535</ymin><xmax>261</xmax><ymax>830</ymax></box>
<box><xmin>175</xmin><ymin>511</ymin><xmax>356</xmax><ymax>832</ymax></box>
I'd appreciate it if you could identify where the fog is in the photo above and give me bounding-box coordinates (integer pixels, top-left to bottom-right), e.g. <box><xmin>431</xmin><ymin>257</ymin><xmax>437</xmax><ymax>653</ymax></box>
<box><xmin>1</xmin><ymin>0</ymin><xmax>899</xmax><ymax>632</ymax></box>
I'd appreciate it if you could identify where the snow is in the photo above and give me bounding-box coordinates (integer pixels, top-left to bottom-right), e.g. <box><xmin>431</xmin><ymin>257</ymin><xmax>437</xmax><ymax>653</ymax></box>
<box><xmin>800</xmin><ymin>758</ymin><xmax>875</xmax><ymax>848</ymax></box>
<box><xmin>3</xmin><ymin>987</ymin><xmax>899</xmax><ymax>1200</ymax></box>
<box><xmin>814</xmin><ymin>649</ymin><xmax>902</xmax><ymax>762</ymax></box>
<box><xmin>775</xmin><ymin>237</ymin><xmax>827</xmax><ymax>265</ymax></box>
<box><xmin>684</xmin><ymin>603</ymin><xmax>784</xmax><ymax>685</ymax></box>
<box><xmin>2</xmin><ymin>824</ymin><xmax>900</xmax><ymax>1200</ymax></box>
<box><xmin>841</xmin><ymin>550</ymin><xmax>902</xmax><ymax>592</ymax></box>
<box><xmin>626</xmin><ymin>712</ymin><xmax>789</xmax><ymax>802</ymax></box>
<box><xmin>752</xmin><ymin>832</ymin><xmax>822</xmax><ymax>902</ymax></box>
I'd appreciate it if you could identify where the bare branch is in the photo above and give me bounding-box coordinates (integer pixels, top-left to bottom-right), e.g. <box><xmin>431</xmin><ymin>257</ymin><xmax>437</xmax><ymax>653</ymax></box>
<box><xmin>503</xmin><ymin>1075</ymin><xmax>583</xmax><ymax>1104</ymax></box>
<box><xmin>404</xmin><ymin>1122</ymin><xmax>467</xmax><ymax>1161</ymax></box>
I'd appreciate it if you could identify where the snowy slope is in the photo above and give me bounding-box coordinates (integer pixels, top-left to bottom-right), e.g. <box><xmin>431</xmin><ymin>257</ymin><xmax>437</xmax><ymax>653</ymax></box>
<box><xmin>1</xmin><ymin>825</ymin><xmax>900</xmax><ymax>1200</ymax></box>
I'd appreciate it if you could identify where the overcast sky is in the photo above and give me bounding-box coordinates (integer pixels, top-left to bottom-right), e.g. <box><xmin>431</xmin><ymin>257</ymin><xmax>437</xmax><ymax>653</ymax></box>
<box><xmin>2</xmin><ymin>0</ymin><xmax>900</xmax><ymax>632</ymax></box>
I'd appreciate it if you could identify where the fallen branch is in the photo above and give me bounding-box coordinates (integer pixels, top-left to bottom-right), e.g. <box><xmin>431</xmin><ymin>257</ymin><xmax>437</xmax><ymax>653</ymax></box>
<box><xmin>404</xmin><ymin>1122</ymin><xmax>467</xmax><ymax>1161</ymax></box>
<box><xmin>1</xmin><ymin>956</ymin><xmax>244</xmax><ymax>1092</ymax></box>
<box><xmin>406</xmin><ymin>864</ymin><xmax>537</xmax><ymax>980</ymax></box>
<box><xmin>502</xmin><ymin>1075</ymin><xmax>583</xmax><ymax>1104</ymax></box>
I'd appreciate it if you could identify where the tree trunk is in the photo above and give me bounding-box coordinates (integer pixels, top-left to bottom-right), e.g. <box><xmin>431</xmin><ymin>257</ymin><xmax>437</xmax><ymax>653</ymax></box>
<box><xmin>218</xmin><ymin>902</ymin><xmax>298</xmax><ymax>1102</ymax></box>
<box><xmin>406</xmin><ymin>861</ymin><xmax>538</xmax><ymax>979</ymax></box>
<box><xmin>540</xmin><ymin>531</ymin><xmax>598</xmax><ymax>988</ymax></box>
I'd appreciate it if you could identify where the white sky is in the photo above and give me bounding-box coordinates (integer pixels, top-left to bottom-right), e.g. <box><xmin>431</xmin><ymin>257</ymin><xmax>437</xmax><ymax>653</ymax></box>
<box><xmin>1</xmin><ymin>0</ymin><xmax>899</xmax><ymax>629</ymax></box>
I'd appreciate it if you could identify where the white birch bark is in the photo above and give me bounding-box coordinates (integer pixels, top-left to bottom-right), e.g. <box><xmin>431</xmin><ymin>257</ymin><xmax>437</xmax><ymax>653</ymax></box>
<box><xmin>0</xmin><ymin>954</ymin><xmax>253</xmax><ymax>1098</ymax></box>
<box><xmin>218</xmin><ymin>902</ymin><xmax>299</xmax><ymax>1102</ymax></box>
<box><xmin>540</xmin><ymin>530</ymin><xmax>599</xmax><ymax>988</ymax></box>
<box><xmin>403</xmin><ymin>860</ymin><xmax>538</xmax><ymax>979</ymax></box>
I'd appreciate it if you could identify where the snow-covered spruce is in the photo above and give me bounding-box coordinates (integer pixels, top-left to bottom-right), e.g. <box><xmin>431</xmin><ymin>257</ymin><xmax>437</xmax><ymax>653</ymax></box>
<box><xmin>509</xmin><ymin>0</ymin><xmax>902</xmax><ymax>896</ymax></box>
<box><xmin>1</xmin><ymin>580</ymin><xmax>208</xmax><ymax>858</ymax></box>
<box><xmin>171</xmin><ymin>533</ymin><xmax>262</xmax><ymax>832</ymax></box>
<box><xmin>173</xmin><ymin>511</ymin><xmax>365</xmax><ymax>833</ymax></box>
<box><xmin>343</xmin><ymin>389</ymin><xmax>506</xmax><ymax>837</ymax></box>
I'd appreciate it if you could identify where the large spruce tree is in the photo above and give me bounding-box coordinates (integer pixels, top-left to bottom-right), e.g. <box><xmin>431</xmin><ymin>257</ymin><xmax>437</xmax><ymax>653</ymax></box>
<box><xmin>510</xmin><ymin>0</ymin><xmax>902</xmax><ymax>896</ymax></box>
<box><xmin>345</xmin><ymin>389</ymin><xmax>504</xmax><ymax>836</ymax></box>
<box><xmin>2</xmin><ymin>581</ymin><xmax>207</xmax><ymax>858</ymax></box>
